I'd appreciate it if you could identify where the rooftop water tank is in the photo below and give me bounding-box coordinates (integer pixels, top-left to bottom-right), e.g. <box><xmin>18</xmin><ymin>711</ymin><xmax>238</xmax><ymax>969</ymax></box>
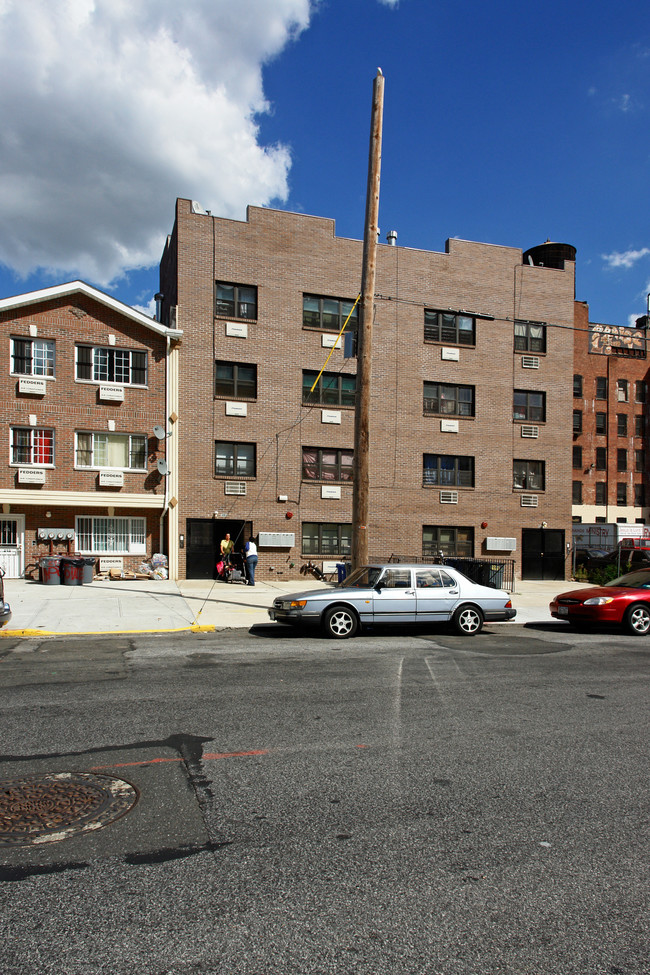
<box><xmin>523</xmin><ymin>241</ymin><xmax>576</xmax><ymax>270</ymax></box>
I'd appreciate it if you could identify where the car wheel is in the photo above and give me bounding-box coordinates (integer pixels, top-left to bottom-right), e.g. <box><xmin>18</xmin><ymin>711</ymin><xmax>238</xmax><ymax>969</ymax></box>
<box><xmin>625</xmin><ymin>603</ymin><xmax>650</xmax><ymax>636</ymax></box>
<box><xmin>322</xmin><ymin>605</ymin><xmax>358</xmax><ymax>639</ymax></box>
<box><xmin>453</xmin><ymin>604</ymin><xmax>483</xmax><ymax>636</ymax></box>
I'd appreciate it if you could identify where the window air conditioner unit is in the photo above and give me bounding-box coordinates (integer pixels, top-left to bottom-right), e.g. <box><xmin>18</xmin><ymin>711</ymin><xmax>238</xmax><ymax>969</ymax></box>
<box><xmin>521</xmin><ymin>356</ymin><xmax>540</xmax><ymax>369</ymax></box>
<box><xmin>521</xmin><ymin>425</ymin><xmax>539</xmax><ymax>438</ymax></box>
<box><xmin>225</xmin><ymin>481</ymin><xmax>247</xmax><ymax>496</ymax></box>
<box><xmin>520</xmin><ymin>494</ymin><xmax>538</xmax><ymax>507</ymax></box>
<box><xmin>440</xmin><ymin>490</ymin><xmax>458</xmax><ymax>504</ymax></box>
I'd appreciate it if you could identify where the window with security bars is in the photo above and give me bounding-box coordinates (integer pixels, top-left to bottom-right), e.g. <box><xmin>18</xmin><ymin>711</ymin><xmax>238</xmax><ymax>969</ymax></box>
<box><xmin>303</xmin><ymin>370</ymin><xmax>356</xmax><ymax>407</ymax></box>
<box><xmin>11</xmin><ymin>338</ymin><xmax>55</xmax><ymax>376</ymax></box>
<box><xmin>215</xmin><ymin>282</ymin><xmax>257</xmax><ymax>319</ymax></box>
<box><xmin>214</xmin><ymin>361</ymin><xmax>257</xmax><ymax>398</ymax></box>
<box><xmin>303</xmin><ymin>295</ymin><xmax>359</xmax><ymax>332</ymax></box>
<box><xmin>424</xmin><ymin>311</ymin><xmax>475</xmax><ymax>346</ymax></box>
<box><xmin>422</xmin><ymin>526</ymin><xmax>474</xmax><ymax>559</ymax></box>
<box><xmin>514</xmin><ymin>321</ymin><xmax>546</xmax><ymax>353</ymax></box>
<box><xmin>76</xmin><ymin>346</ymin><xmax>147</xmax><ymax>386</ymax></box>
<box><xmin>11</xmin><ymin>427</ymin><xmax>54</xmax><ymax>465</ymax></box>
<box><xmin>76</xmin><ymin>516</ymin><xmax>146</xmax><ymax>554</ymax></box>
<box><xmin>513</xmin><ymin>459</ymin><xmax>545</xmax><ymax>491</ymax></box>
<box><xmin>423</xmin><ymin>454</ymin><xmax>474</xmax><ymax>487</ymax></box>
<box><xmin>302</xmin><ymin>522</ymin><xmax>351</xmax><ymax>556</ymax></box>
<box><xmin>423</xmin><ymin>382</ymin><xmax>475</xmax><ymax>417</ymax></box>
<box><xmin>75</xmin><ymin>432</ymin><xmax>147</xmax><ymax>469</ymax></box>
<box><xmin>302</xmin><ymin>447</ymin><xmax>353</xmax><ymax>481</ymax></box>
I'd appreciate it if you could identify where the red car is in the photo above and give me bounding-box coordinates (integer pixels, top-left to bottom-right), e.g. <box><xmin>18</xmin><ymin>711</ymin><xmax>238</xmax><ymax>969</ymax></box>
<box><xmin>550</xmin><ymin>568</ymin><xmax>650</xmax><ymax>635</ymax></box>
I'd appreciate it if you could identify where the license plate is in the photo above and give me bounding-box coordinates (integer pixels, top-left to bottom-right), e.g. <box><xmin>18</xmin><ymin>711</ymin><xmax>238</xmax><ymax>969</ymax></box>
<box><xmin>558</xmin><ymin>606</ymin><xmax>568</xmax><ymax>616</ymax></box>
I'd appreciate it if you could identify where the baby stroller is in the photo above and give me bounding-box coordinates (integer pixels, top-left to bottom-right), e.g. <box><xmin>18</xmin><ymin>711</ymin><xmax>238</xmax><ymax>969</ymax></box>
<box><xmin>228</xmin><ymin>552</ymin><xmax>248</xmax><ymax>584</ymax></box>
<box><xmin>216</xmin><ymin>558</ymin><xmax>232</xmax><ymax>582</ymax></box>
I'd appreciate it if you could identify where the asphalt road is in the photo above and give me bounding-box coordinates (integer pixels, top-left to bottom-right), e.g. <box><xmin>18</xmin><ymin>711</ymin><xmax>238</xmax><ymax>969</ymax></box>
<box><xmin>1</xmin><ymin>622</ymin><xmax>649</xmax><ymax>975</ymax></box>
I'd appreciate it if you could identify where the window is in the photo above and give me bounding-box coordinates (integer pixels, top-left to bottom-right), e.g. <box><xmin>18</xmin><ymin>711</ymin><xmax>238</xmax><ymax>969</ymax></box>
<box><xmin>76</xmin><ymin>516</ymin><xmax>146</xmax><ymax>554</ymax></box>
<box><xmin>596</xmin><ymin>447</ymin><xmax>607</xmax><ymax>470</ymax></box>
<box><xmin>513</xmin><ymin>389</ymin><xmax>545</xmax><ymax>422</ymax></box>
<box><xmin>635</xmin><ymin>484</ymin><xmax>646</xmax><ymax>507</ymax></box>
<box><xmin>303</xmin><ymin>370</ymin><xmax>356</xmax><ymax>407</ymax></box>
<box><xmin>596</xmin><ymin>412</ymin><xmax>607</xmax><ymax>435</ymax></box>
<box><xmin>11</xmin><ymin>337</ymin><xmax>55</xmax><ymax>377</ymax></box>
<box><xmin>635</xmin><ymin>381</ymin><xmax>646</xmax><ymax>403</ymax></box>
<box><xmin>635</xmin><ymin>414</ymin><xmax>645</xmax><ymax>438</ymax></box>
<box><xmin>302</xmin><ymin>447</ymin><xmax>353</xmax><ymax>481</ymax></box>
<box><xmin>215</xmin><ymin>441</ymin><xmax>256</xmax><ymax>477</ymax></box>
<box><xmin>617</xmin><ymin>449</ymin><xmax>627</xmax><ymax>471</ymax></box>
<box><xmin>572</xmin><ymin>481</ymin><xmax>582</xmax><ymax>504</ymax></box>
<box><xmin>617</xmin><ymin>483</ymin><xmax>627</xmax><ymax>506</ymax></box>
<box><xmin>617</xmin><ymin>414</ymin><xmax>628</xmax><ymax>436</ymax></box>
<box><xmin>11</xmin><ymin>427</ymin><xmax>54</xmax><ymax>465</ymax></box>
<box><xmin>573</xmin><ymin>410</ymin><xmax>582</xmax><ymax>433</ymax></box>
<box><xmin>215</xmin><ymin>282</ymin><xmax>257</xmax><ymax>320</ymax></box>
<box><xmin>75</xmin><ymin>432</ymin><xmax>146</xmax><ymax>470</ymax></box>
<box><xmin>636</xmin><ymin>449</ymin><xmax>645</xmax><ymax>472</ymax></box>
<box><xmin>214</xmin><ymin>361</ymin><xmax>257</xmax><ymax>398</ymax></box>
<box><xmin>513</xmin><ymin>460</ymin><xmax>545</xmax><ymax>490</ymax></box>
<box><xmin>423</xmin><ymin>382</ymin><xmax>475</xmax><ymax>417</ymax></box>
<box><xmin>572</xmin><ymin>446</ymin><xmax>582</xmax><ymax>469</ymax></box>
<box><xmin>595</xmin><ymin>483</ymin><xmax>607</xmax><ymax>505</ymax></box>
<box><xmin>573</xmin><ymin>374</ymin><xmax>583</xmax><ymax>397</ymax></box>
<box><xmin>424</xmin><ymin>310</ymin><xmax>475</xmax><ymax>346</ymax></box>
<box><xmin>423</xmin><ymin>526</ymin><xmax>474</xmax><ymax>559</ymax></box>
<box><xmin>303</xmin><ymin>295</ymin><xmax>359</xmax><ymax>332</ymax></box>
<box><xmin>617</xmin><ymin>379</ymin><xmax>629</xmax><ymax>402</ymax></box>
<box><xmin>423</xmin><ymin>454</ymin><xmax>474</xmax><ymax>487</ymax></box>
<box><xmin>76</xmin><ymin>346</ymin><xmax>147</xmax><ymax>386</ymax></box>
<box><xmin>514</xmin><ymin>320</ymin><xmax>546</xmax><ymax>353</ymax></box>
<box><xmin>596</xmin><ymin>377</ymin><xmax>607</xmax><ymax>399</ymax></box>
<box><xmin>302</xmin><ymin>522</ymin><xmax>351</xmax><ymax>556</ymax></box>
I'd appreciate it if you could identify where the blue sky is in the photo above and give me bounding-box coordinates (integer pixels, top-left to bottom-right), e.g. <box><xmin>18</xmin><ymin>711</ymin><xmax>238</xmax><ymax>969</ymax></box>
<box><xmin>1</xmin><ymin>0</ymin><xmax>649</xmax><ymax>326</ymax></box>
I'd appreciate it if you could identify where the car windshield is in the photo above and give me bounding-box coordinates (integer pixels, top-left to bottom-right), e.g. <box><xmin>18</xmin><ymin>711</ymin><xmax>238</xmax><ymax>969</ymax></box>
<box><xmin>606</xmin><ymin>570</ymin><xmax>650</xmax><ymax>590</ymax></box>
<box><xmin>339</xmin><ymin>566</ymin><xmax>383</xmax><ymax>589</ymax></box>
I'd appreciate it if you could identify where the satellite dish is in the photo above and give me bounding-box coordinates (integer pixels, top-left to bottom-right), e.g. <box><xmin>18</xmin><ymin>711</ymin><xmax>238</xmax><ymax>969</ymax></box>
<box><xmin>157</xmin><ymin>458</ymin><xmax>170</xmax><ymax>476</ymax></box>
<box><xmin>153</xmin><ymin>424</ymin><xmax>171</xmax><ymax>440</ymax></box>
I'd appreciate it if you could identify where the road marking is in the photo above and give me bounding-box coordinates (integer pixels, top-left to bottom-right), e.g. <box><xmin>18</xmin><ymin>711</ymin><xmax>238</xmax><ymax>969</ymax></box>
<box><xmin>91</xmin><ymin>749</ymin><xmax>269</xmax><ymax>770</ymax></box>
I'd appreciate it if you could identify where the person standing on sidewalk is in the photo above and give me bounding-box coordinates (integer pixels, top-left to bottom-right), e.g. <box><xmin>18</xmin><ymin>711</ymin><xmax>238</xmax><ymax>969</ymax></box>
<box><xmin>244</xmin><ymin>538</ymin><xmax>258</xmax><ymax>586</ymax></box>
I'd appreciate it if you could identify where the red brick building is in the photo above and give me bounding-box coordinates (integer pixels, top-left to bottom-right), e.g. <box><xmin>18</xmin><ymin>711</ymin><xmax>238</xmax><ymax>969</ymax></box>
<box><xmin>0</xmin><ymin>282</ymin><xmax>182</xmax><ymax>578</ymax></box>
<box><xmin>159</xmin><ymin>199</ymin><xmax>576</xmax><ymax>582</ymax></box>
<box><xmin>572</xmin><ymin>299</ymin><xmax>650</xmax><ymax>526</ymax></box>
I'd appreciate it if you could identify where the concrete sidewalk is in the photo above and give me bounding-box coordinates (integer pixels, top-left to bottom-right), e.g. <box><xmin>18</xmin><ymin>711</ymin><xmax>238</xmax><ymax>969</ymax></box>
<box><xmin>0</xmin><ymin>575</ymin><xmax>588</xmax><ymax>637</ymax></box>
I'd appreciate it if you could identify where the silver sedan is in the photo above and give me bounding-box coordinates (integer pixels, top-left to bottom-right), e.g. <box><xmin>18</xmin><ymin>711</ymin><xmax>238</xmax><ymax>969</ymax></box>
<box><xmin>268</xmin><ymin>563</ymin><xmax>515</xmax><ymax>638</ymax></box>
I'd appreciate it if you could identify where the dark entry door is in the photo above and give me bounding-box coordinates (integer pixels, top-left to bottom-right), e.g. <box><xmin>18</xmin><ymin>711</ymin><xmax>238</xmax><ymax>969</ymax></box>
<box><xmin>186</xmin><ymin>519</ymin><xmax>250</xmax><ymax>579</ymax></box>
<box><xmin>522</xmin><ymin>528</ymin><xmax>566</xmax><ymax>580</ymax></box>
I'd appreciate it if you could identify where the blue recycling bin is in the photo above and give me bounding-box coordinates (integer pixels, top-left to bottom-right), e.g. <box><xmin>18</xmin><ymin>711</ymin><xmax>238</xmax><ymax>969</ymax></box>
<box><xmin>336</xmin><ymin>562</ymin><xmax>347</xmax><ymax>583</ymax></box>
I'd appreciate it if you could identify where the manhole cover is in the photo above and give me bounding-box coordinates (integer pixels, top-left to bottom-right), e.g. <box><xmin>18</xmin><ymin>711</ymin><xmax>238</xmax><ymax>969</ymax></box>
<box><xmin>0</xmin><ymin>772</ymin><xmax>139</xmax><ymax>847</ymax></box>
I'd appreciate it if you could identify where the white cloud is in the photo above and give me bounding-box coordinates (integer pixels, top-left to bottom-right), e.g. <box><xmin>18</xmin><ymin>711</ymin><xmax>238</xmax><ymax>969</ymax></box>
<box><xmin>377</xmin><ymin>0</ymin><xmax>401</xmax><ymax>5</ymax></box>
<box><xmin>0</xmin><ymin>0</ymin><xmax>312</xmax><ymax>285</ymax></box>
<box><xmin>602</xmin><ymin>248</ymin><xmax>650</xmax><ymax>269</ymax></box>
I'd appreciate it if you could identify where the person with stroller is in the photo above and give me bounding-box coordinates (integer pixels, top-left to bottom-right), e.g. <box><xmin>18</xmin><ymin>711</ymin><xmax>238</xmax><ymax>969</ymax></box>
<box><xmin>220</xmin><ymin>533</ymin><xmax>234</xmax><ymax>565</ymax></box>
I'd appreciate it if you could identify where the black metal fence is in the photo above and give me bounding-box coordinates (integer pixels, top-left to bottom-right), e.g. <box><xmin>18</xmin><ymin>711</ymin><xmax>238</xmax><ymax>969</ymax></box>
<box><xmin>375</xmin><ymin>554</ymin><xmax>516</xmax><ymax>593</ymax></box>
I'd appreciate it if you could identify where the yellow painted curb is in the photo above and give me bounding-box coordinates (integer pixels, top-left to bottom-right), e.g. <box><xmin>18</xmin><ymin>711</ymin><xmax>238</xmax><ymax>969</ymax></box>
<box><xmin>0</xmin><ymin>624</ymin><xmax>216</xmax><ymax>638</ymax></box>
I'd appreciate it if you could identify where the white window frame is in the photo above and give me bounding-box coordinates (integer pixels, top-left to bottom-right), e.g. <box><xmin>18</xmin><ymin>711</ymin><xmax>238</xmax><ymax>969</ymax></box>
<box><xmin>75</xmin><ymin>432</ymin><xmax>147</xmax><ymax>471</ymax></box>
<box><xmin>75</xmin><ymin>516</ymin><xmax>147</xmax><ymax>555</ymax></box>
<box><xmin>10</xmin><ymin>337</ymin><xmax>56</xmax><ymax>377</ymax></box>
<box><xmin>10</xmin><ymin>427</ymin><xmax>55</xmax><ymax>466</ymax></box>
<box><xmin>75</xmin><ymin>345</ymin><xmax>148</xmax><ymax>387</ymax></box>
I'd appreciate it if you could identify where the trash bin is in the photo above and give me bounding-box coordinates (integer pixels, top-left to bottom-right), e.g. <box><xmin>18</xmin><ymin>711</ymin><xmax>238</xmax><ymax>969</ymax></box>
<box><xmin>40</xmin><ymin>556</ymin><xmax>62</xmax><ymax>585</ymax></box>
<box><xmin>81</xmin><ymin>557</ymin><xmax>96</xmax><ymax>584</ymax></box>
<box><xmin>61</xmin><ymin>557</ymin><xmax>84</xmax><ymax>586</ymax></box>
<box><xmin>336</xmin><ymin>562</ymin><xmax>347</xmax><ymax>583</ymax></box>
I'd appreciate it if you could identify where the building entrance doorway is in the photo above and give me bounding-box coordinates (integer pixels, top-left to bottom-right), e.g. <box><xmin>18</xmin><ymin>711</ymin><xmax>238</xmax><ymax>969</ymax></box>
<box><xmin>521</xmin><ymin>528</ymin><xmax>566</xmax><ymax>580</ymax></box>
<box><xmin>0</xmin><ymin>516</ymin><xmax>25</xmax><ymax>578</ymax></box>
<box><xmin>185</xmin><ymin>519</ymin><xmax>249</xmax><ymax>579</ymax></box>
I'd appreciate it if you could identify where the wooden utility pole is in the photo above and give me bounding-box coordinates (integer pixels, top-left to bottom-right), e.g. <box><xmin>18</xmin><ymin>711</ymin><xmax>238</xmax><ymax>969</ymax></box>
<box><xmin>352</xmin><ymin>69</ymin><xmax>385</xmax><ymax>570</ymax></box>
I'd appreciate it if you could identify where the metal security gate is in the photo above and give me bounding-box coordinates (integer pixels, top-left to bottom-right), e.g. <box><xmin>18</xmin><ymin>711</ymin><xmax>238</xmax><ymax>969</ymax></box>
<box><xmin>0</xmin><ymin>516</ymin><xmax>25</xmax><ymax>578</ymax></box>
<box><xmin>521</xmin><ymin>528</ymin><xmax>566</xmax><ymax>581</ymax></box>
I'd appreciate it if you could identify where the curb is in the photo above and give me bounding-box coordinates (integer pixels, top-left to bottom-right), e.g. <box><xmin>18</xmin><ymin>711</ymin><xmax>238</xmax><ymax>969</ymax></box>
<box><xmin>0</xmin><ymin>624</ymin><xmax>217</xmax><ymax>638</ymax></box>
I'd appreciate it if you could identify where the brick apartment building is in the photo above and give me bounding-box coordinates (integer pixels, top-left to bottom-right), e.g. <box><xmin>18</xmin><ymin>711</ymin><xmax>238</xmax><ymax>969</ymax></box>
<box><xmin>0</xmin><ymin>282</ymin><xmax>182</xmax><ymax>578</ymax></box>
<box><xmin>572</xmin><ymin>299</ymin><xmax>650</xmax><ymax>527</ymax></box>
<box><xmin>159</xmin><ymin>198</ymin><xmax>576</xmax><ymax>582</ymax></box>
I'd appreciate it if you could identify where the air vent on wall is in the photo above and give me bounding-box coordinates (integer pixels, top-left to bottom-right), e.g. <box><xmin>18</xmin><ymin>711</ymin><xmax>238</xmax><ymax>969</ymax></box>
<box><xmin>521</xmin><ymin>355</ymin><xmax>540</xmax><ymax>369</ymax></box>
<box><xmin>225</xmin><ymin>481</ymin><xmax>247</xmax><ymax>496</ymax></box>
<box><xmin>440</xmin><ymin>490</ymin><xmax>458</xmax><ymax>504</ymax></box>
<box><xmin>520</xmin><ymin>494</ymin><xmax>538</xmax><ymax>507</ymax></box>
<box><xmin>521</xmin><ymin>425</ymin><xmax>539</xmax><ymax>438</ymax></box>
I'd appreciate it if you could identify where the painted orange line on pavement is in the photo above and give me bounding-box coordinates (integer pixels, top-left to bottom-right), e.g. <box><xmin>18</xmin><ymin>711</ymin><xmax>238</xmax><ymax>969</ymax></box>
<box><xmin>204</xmin><ymin>750</ymin><xmax>269</xmax><ymax>760</ymax></box>
<box><xmin>91</xmin><ymin>757</ymin><xmax>183</xmax><ymax>770</ymax></box>
<box><xmin>91</xmin><ymin>749</ymin><xmax>269</xmax><ymax>771</ymax></box>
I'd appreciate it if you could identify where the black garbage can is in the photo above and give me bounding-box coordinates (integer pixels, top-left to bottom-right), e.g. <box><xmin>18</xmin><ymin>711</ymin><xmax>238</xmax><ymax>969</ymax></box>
<box><xmin>81</xmin><ymin>557</ymin><xmax>96</xmax><ymax>584</ymax></box>
<box><xmin>40</xmin><ymin>556</ymin><xmax>62</xmax><ymax>585</ymax></box>
<box><xmin>61</xmin><ymin>557</ymin><xmax>84</xmax><ymax>586</ymax></box>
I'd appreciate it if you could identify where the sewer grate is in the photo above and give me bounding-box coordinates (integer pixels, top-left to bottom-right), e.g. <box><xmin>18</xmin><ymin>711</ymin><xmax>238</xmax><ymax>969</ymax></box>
<box><xmin>0</xmin><ymin>772</ymin><xmax>139</xmax><ymax>847</ymax></box>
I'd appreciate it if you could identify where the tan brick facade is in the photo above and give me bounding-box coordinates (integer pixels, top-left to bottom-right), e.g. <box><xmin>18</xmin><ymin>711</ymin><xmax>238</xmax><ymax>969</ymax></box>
<box><xmin>160</xmin><ymin>199</ymin><xmax>576</xmax><ymax>583</ymax></box>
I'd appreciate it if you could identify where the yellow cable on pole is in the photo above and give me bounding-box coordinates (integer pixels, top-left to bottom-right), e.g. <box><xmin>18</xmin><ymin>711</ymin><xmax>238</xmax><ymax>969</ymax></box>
<box><xmin>309</xmin><ymin>294</ymin><xmax>361</xmax><ymax>393</ymax></box>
